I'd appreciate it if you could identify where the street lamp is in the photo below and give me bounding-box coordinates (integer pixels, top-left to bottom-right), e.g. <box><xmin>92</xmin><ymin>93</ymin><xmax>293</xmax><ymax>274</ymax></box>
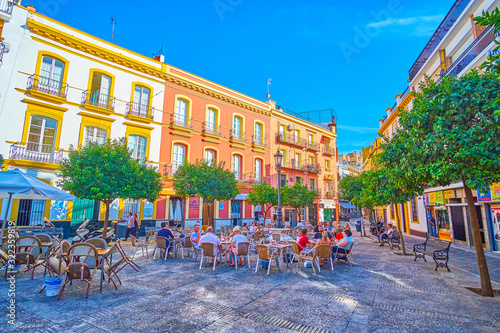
<box><xmin>274</xmin><ymin>148</ymin><xmax>284</xmax><ymax>229</ymax></box>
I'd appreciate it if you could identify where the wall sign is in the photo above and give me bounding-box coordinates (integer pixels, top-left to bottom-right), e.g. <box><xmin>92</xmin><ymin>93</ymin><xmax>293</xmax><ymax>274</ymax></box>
<box><xmin>219</xmin><ymin>202</ymin><xmax>224</xmax><ymax>210</ymax></box>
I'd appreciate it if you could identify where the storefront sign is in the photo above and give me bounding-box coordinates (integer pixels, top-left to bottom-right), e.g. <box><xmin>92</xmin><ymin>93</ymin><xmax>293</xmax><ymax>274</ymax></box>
<box><xmin>492</xmin><ymin>182</ymin><xmax>500</xmax><ymax>202</ymax></box>
<box><xmin>219</xmin><ymin>202</ymin><xmax>224</xmax><ymax>210</ymax></box>
<box><xmin>320</xmin><ymin>199</ymin><xmax>336</xmax><ymax>209</ymax></box>
<box><xmin>423</xmin><ymin>193</ymin><xmax>429</xmax><ymax>206</ymax></box>
<box><xmin>429</xmin><ymin>192</ymin><xmax>436</xmax><ymax>205</ymax></box>
<box><xmin>478</xmin><ymin>188</ymin><xmax>492</xmax><ymax>202</ymax></box>
<box><xmin>435</xmin><ymin>191</ymin><xmax>444</xmax><ymax>204</ymax></box>
<box><xmin>444</xmin><ymin>190</ymin><xmax>454</xmax><ymax>199</ymax></box>
<box><xmin>189</xmin><ymin>199</ymin><xmax>199</xmax><ymax>210</ymax></box>
<box><xmin>491</xmin><ymin>205</ymin><xmax>500</xmax><ymax>242</ymax></box>
<box><xmin>439</xmin><ymin>229</ymin><xmax>452</xmax><ymax>242</ymax></box>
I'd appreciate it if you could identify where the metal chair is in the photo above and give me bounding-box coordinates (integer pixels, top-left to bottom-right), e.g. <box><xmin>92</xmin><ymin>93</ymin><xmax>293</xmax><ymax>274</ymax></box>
<box><xmin>333</xmin><ymin>242</ymin><xmax>355</xmax><ymax>267</ymax></box>
<box><xmin>130</xmin><ymin>235</ymin><xmax>149</xmax><ymax>259</ymax></box>
<box><xmin>85</xmin><ymin>237</ymin><xmax>107</xmax><ymax>250</ymax></box>
<box><xmin>234</xmin><ymin>242</ymin><xmax>251</xmax><ymax>269</ymax></box>
<box><xmin>14</xmin><ymin>236</ymin><xmax>42</xmax><ymax>279</ymax></box>
<box><xmin>254</xmin><ymin>244</ymin><xmax>277</xmax><ymax>275</ymax></box>
<box><xmin>199</xmin><ymin>243</ymin><xmax>222</xmax><ymax>271</ymax></box>
<box><xmin>316</xmin><ymin>244</ymin><xmax>334</xmax><ymax>272</ymax></box>
<box><xmin>153</xmin><ymin>236</ymin><xmax>171</xmax><ymax>260</ymax></box>
<box><xmin>272</xmin><ymin>233</ymin><xmax>281</xmax><ymax>242</ymax></box>
<box><xmin>297</xmin><ymin>246</ymin><xmax>320</xmax><ymax>275</ymax></box>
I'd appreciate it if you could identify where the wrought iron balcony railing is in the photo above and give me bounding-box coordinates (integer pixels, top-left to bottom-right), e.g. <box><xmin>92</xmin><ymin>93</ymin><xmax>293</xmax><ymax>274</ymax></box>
<box><xmin>315</xmin><ymin>188</ymin><xmax>322</xmax><ymax>197</ymax></box>
<box><xmin>252</xmin><ymin>135</ymin><xmax>269</xmax><ymax>148</ymax></box>
<box><xmin>202</xmin><ymin>121</ymin><xmax>222</xmax><ymax>136</ymax></box>
<box><xmin>27</xmin><ymin>74</ymin><xmax>68</xmax><ymax>99</ymax></box>
<box><xmin>323</xmin><ymin>146</ymin><xmax>335</xmax><ymax>155</ymax></box>
<box><xmin>307</xmin><ymin>141</ymin><xmax>320</xmax><ymax>151</ymax></box>
<box><xmin>275</xmin><ymin>133</ymin><xmax>306</xmax><ymax>148</ymax></box>
<box><xmin>81</xmin><ymin>90</ymin><xmax>115</xmax><ymax>110</ymax></box>
<box><xmin>126</xmin><ymin>102</ymin><xmax>154</xmax><ymax>119</ymax></box>
<box><xmin>0</xmin><ymin>0</ymin><xmax>14</xmax><ymax>16</ymax></box>
<box><xmin>409</xmin><ymin>0</ymin><xmax>472</xmax><ymax>81</ymax></box>
<box><xmin>304</xmin><ymin>163</ymin><xmax>321</xmax><ymax>173</ymax></box>
<box><xmin>324</xmin><ymin>190</ymin><xmax>334</xmax><ymax>198</ymax></box>
<box><xmin>9</xmin><ymin>143</ymin><xmax>63</xmax><ymax>164</ymax></box>
<box><xmin>230</xmin><ymin>129</ymin><xmax>247</xmax><ymax>143</ymax></box>
<box><xmin>443</xmin><ymin>26</ymin><xmax>497</xmax><ymax>78</ymax></box>
<box><xmin>170</xmin><ymin>113</ymin><xmax>193</xmax><ymax>129</ymax></box>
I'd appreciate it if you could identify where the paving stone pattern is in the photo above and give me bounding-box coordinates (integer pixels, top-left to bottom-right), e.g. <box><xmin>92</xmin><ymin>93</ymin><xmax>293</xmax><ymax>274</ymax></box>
<box><xmin>1</xmin><ymin>234</ymin><xmax>500</xmax><ymax>333</ymax></box>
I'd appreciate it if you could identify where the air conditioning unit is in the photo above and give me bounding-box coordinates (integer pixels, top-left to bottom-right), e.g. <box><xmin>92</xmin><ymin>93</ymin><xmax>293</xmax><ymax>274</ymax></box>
<box><xmin>287</xmin><ymin>124</ymin><xmax>295</xmax><ymax>131</ymax></box>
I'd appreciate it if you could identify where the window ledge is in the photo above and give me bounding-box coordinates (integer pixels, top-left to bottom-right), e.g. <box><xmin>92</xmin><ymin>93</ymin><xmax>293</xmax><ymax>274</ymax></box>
<box><xmin>27</xmin><ymin>90</ymin><xmax>67</xmax><ymax>105</ymax></box>
<box><xmin>82</xmin><ymin>103</ymin><xmax>115</xmax><ymax>116</ymax></box>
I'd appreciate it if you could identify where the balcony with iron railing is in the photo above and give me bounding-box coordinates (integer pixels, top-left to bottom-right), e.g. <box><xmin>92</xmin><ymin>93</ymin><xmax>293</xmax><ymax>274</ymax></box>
<box><xmin>27</xmin><ymin>74</ymin><xmax>68</xmax><ymax>100</ymax></box>
<box><xmin>202</xmin><ymin>121</ymin><xmax>222</xmax><ymax>137</ymax></box>
<box><xmin>0</xmin><ymin>0</ymin><xmax>14</xmax><ymax>20</ymax></box>
<box><xmin>442</xmin><ymin>26</ymin><xmax>497</xmax><ymax>79</ymax></box>
<box><xmin>126</xmin><ymin>102</ymin><xmax>154</xmax><ymax>120</ymax></box>
<box><xmin>9</xmin><ymin>143</ymin><xmax>63</xmax><ymax>164</ymax></box>
<box><xmin>230</xmin><ymin>129</ymin><xmax>247</xmax><ymax>143</ymax></box>
<box><xmin>315</xmin><ymin>188</ymin><xmax>322</xmax><ymax>197</ymax></box>
<box><xmin>306</xmin><ymin>141</ymin><xmax>320</xmax><ymax>152</ymax></box>
<box><xmin>409</xmin><ymin>0</ymin><xmax>472</xmax><ymax>82</ymax></box>
<box><xmin>323</xmin><ymin>145</ymin><xmax>335</xmax><ymax>156</ymax></box>
<box><xmin>81</xmin><ymin>90</ymin><xmax>115</xmax><ymax>112</ymax></box>
<box><xmin>304</xmin><ymin>163</ymin><xmax>321</xmax><ymax>173</ymax></box>
<box><xmin>0</xmin><ymin>41</ymin><xmax>10</xmax><ymax>66</ymax></box>
<box><xmin>275</xmin><ymin>133</ymin><xmax>306</xmax><ymax>148</ymax></box>
<box><xmin>252</xmin><ymin>135</ymin><xmax>269</xmax><ymax>149</ymax></box>
<box><xmin>324</xmin><ymin>190</ymin><xmax>335</xmax><ymax>198</ymax></box>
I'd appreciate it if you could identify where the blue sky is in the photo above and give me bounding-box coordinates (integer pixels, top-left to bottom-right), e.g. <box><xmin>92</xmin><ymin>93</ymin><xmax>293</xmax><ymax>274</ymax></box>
<box><xmin>29</xmin><ymin>0</ymin><xmax>454</xmax><ymax>154</ymax></box>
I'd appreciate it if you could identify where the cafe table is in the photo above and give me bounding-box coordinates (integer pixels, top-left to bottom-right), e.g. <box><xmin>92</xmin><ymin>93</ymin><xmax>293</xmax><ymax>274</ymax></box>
<box><xmin>265</xmin><ymin>243</ymin><xmax>291</xmax><ymax>272</ymax></box>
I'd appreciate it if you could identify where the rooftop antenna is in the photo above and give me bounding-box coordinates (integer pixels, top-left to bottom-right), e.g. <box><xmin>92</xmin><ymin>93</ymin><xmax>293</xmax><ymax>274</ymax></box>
<box><xmin>111</xmin><ymin>17</ymin><xmax>116</xmax><ymax>43</ymax></box>
<box><xmin>266</xmin><ymin>78</ymin><xmax>272</xmax><ymax>101</ymax></box>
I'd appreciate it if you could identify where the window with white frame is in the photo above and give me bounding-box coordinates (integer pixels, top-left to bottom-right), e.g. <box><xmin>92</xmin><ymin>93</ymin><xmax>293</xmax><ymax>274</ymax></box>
<box><xmin>27</xmin><ymin>116</ymin><xmax>57</xmax><ymax>153</ymax></box>
<box><xmin>133</xmin><ymin>86</ymin><xmax>151</xmax><ymax>116</ymax></box>
<box><xmin>232</xmin><ymin>155</ymin><xmax>241</xmax><ymax>180</ymax></box>
<box><xmin>205</xmin><ymin>149</ymin><xmax>215</xmax><ymax>165</ymax></box>
<box><xmin>254</xmin><ymin>123</ymin><xmax>262</xmax><ymax>144</ymax></box>
<box><xmin>84</xmin><ymin>126</ymin><xmax>106</xmax><ymax>146</ymax></box>
<box><xmin>294</xmin><ymin>130</ymin><xmax>299</xmax><ymax>144</ymax></box>
<box><xmin>173</xmin><ymin>144</ymin><xmax>186</xmax><ymax>172</ymax></box>
<box><xmin>128</xmin><ymin>135</ymin><xmax>147</xmax><ymax>162</ymax></box>
<box><xmin>40</xmin><ymin>56</ymin><xmax>64</xmax><ymax>91</ymax></box>
<box><xmin>176</xmin><ymin>99</ymin><xmax>187</xmax><ymax>124</ymax></box>
<box><xmin>254</xmin><ymin>159</ymin><xmax>262</xmax><ymax>183</ymax></box>
<box><xmin>206</xmin><ymin>108</ymin><xmax>216</xmax><ymax>132</ymax></box>
<box><xmin>122</xmin><ymin>199</ymin><xmax>141</xmax><ymax>219</ymax></box>
<box><xmin>233</xmin><ymin>116</ymin><xmax>242</xmax><ymax>138</ymax></box>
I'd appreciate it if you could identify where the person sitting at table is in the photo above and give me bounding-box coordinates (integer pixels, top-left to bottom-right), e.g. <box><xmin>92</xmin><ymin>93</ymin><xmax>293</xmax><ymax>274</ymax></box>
<box><xmin>242</xmin><ymin>223</ymin><xmax>249</xmax><ymax>231</ymax></box>
<box><xmin>297</xmin><ymin>228</ymin><xmax>313</xmax><ymax>253</ymax></box>
<box><xmin>191</xmin><ymin>225</ymin><xmax>201</xmax><ymax>249</ymax></box>
<box><xmin>198</xmin><ymin>227</ymin><xmax>222</xmax><ymax>264</ymax></box>
<box><xmin>344</xmin><ymin>222</ymin><xmax>351</xmax><ymax>231</ymax></box>
<box><xmin>157</xmin><ymin>222</ymin><xmax>175</xmax><ymax>256</ymax></box>
<box><xmin>297</xmin><ymin>221</ymin><xmax>305</xmax><ymax>228</ymax></box>
<box><xmin>250</xmin><ymin>222</ymin><xmax>257</xmax><ymax>233</ymax></box>
<box><xmin>335</xmin><ymin>225</ymin><xmax>344</xmax><ymax>241</ymax></box>
<box><xmin>325</xmin><ymin>222</ymin><xmax>333</xmax><ymax>233</ymax></box>
<box><xmin>313</xmin><ymin>232</ymin><xmax>332</xmax><ymax>264</ymax></box>
<box><xmin>227</xmin><ymin>226</ymin><xmax>247</xmax><ymax>266</ymax></box>
<box><xmin>332</xmin><ymin>229</ymin><xmax>354</xmax><ymax>259</ymax></box>
<box><xmin>313</xmin><ymin>226</ymin><xmax>322</xmax><ymax>240</ymax></box>
<box><xmin>379</xmin><ymin>223</ymin><xmax>394</xmax><ymax>246</ymax></box>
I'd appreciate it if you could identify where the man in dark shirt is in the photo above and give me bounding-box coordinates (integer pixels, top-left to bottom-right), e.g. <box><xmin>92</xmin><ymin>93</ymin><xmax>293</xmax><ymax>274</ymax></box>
<box><xmin>157</xmin><ymin>221</ymin><xmax>174</xmax><ymax>248</ymax></box>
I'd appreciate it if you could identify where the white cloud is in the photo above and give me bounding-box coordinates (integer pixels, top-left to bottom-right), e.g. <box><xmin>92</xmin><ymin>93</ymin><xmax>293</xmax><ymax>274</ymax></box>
<box><xmin>367</xmin><ymin>15</ymin><xmax>443</xmax><ymax>29</ymax></box>
<box><xmin>337</xmin><ymin>125</ymin><xmax>379</xmax><ymax>134</ymax></box>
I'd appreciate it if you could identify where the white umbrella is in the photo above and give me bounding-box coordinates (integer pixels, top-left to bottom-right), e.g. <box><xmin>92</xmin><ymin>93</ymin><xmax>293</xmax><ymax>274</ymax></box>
<box><xmin>174</xmin><ymin>199</ymin><xmax>182</xmax><ymax>221</ymax></box>
<box><xmin>168</xmin><ymin>199</ymin><xmax>174</xmax><ymax>220</ymax></box>
<box><xmin>0</xmin><ymin>169</ymin><xmax>75</xmax><ymax>237</ymax></box>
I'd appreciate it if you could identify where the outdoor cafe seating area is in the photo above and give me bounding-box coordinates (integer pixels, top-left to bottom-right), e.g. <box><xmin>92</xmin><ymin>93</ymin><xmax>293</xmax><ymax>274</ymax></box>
<box><xmin>1</xmin><ymin>223</ymin><xmax>355</xmax><ymax>300</ymax></box>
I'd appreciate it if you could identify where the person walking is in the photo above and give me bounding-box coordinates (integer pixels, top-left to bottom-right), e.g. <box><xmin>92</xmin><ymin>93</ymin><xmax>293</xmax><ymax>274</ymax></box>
<box><xmin>125</xmin><ymin>212</ymin><xmax>135</xmax><ymax>241</ymax></box>
<box><xmin>133</xmin><ymin>212</ymin><xmax>139</xmax><ymax>238</ymax></box>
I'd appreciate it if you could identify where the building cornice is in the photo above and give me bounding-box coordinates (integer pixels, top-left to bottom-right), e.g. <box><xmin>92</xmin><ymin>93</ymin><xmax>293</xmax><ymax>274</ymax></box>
<box><xmin>377</xmin><ymin>92</ymin><xmax>413</xmax><ymax>135</ymax></box>
<box><xmin>271</xmin><ymin>111</ymin><xmax>337</xmax><ymax>138</ymax></box>
<box><xmin>26</xmin><ymin>18</ymin><xmax>272</xmax><ymax>117</ymax></box>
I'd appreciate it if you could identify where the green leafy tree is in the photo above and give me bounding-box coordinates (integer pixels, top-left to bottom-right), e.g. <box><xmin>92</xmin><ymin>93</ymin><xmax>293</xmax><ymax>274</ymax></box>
<box><xmin>283</xmin><ymin>183</ymin><xmax>316</xmax><ymax>221</ymax></box>
<box><xmin>378</xmin><ymin>71</ymin><xmax>500</xmax><ymax>296</ymax></box>
<box><xmin>173</xmin><ymin>160</ymin><xmax>239</xmax><ymax>226</ymax></box>
<box><xmin>58</xmin><ymin>138</ymin><xmax>163</xmax><ymax>239</ymax></box>
<box><xmin>0</xmin><ymin>154</ymin><xmax>3</xmax><ymax>169</ymax></box>
<box><xmin>246</xmin><ymin>182</ymin><xmax>279</xmax><ymax>224</ymax></box>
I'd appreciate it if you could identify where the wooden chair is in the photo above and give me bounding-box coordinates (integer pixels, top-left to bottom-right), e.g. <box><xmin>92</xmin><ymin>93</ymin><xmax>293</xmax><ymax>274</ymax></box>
<box><xmin>290</xmin><ymin>241</ymin><xmax>301</xmax><ymax>269</ymax></box>
<box><xmin>333</xmin><ymin>242</ymin><xmax>355</xmax><ymax>267</ymax></box>
<box><xmin>14</xmin><ymin>236</ymin><xmax>42</xmax><ymax>279</ymax></box>
<box><xmin>56</xmin><ymin>243</ymin><xmax>99</xmax><ymax>299</ymax></box>
<box><xmin>185</xmin><ymin>236</ymin><xmax>201</xmax><ymax>261</ymax></box>
<box><xmin>130</xmin><ymin>235</ymin><xmax>149</xmax><ymax>259</ymax></box>
<box><xmin>254</xmin><ymin>244</ymin><xmax>277</xmax><ymax>275</ymax></box>
<box><xmin>234</xmin><ymin>242</ymin><xmax>251</xmax><ymax>269</ymax></box>
<box><xmin>85</xmin><ymin>237</ymin><xmax>107</xmax><ymax>250</ymax></box>
<box><xmin>272</xmin><ymin>233</ymin><xmax>281</xmax><ymax>242</ymax></box>
<box><xmin>199</xmin><ymin>243</ymin><xmax>222</xmax><ymax>271</ymax></box>
<box><xmin>153</xmin><ymin>236</ymin><xmax>171</xmax><ymax>260</ymax></box>
<box><xmin>316</xmin><ymin>244</ymin><xmax>334</xmax><ymax>272</ymax></box>
<box><xmin>179</xmin><ymin>236</ymin><xmax>192</xmax><ymax>259</ymax></box>
<box><xmin>297</xmin><ymin>246</ymin><xmax>320</xmax><ymax>275</ymax></box>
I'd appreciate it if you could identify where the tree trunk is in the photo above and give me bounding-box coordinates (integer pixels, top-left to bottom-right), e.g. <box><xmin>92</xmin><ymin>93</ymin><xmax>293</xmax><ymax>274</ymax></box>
<box><xmin>373</xmin><ymin>209</ymin><xmax>380</xmax><ymax>237</ymax></box>
<box><xmin>102</xmin><ymin>201</ymin><xmax>110</xmax><ymax>240</ymax></box>
<box><xmin>463</xmin><ymin>178</ymin><xmax>493</xmax><ymax>297</ymax></box>
<box><xmin>394</xmin><ymin>204</ymin><xmax>407</xmax><ymax>255</ymax></box>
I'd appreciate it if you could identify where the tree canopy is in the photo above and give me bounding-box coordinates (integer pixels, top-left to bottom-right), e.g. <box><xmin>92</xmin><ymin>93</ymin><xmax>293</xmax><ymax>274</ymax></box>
<box><xmin>173</xmin><ymin>160</ymin><xmax>239</xmax><ymax>203</ymax></box>
<box><xmin>58</xmin><ymin>138</ymin><xmax>163</xmax><ymax>238</ymax></box>
<box><xmin>377</xmin><ymin>70</ymin><xmax>500</xmax><ymax>296</ymax></box>
<box><xmin>246</xmin><ymin>182</ymin><xmax>280</xmax><ymax>222</ymax></box>
<box><xmin>283</xmin><ymin>183</ymin><xmax>316</xmax><ymax>217</ymax></box>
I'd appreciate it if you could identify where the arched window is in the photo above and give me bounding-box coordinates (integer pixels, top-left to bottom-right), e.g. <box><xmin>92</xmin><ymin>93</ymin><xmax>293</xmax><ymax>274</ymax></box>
<box><xmin>233</xmin><ymin>116</ymin><xmax>243</xmax><ymax>139</ymax></box>
<box><xmin>40</xmin><ymin>56</ymin><xmax>65</xmax><ymax>93</ymax></box>
<box><xmin>176</xmin><ymin>99</ymin><xmax>188</xmax><ymax>125</ymax></box>
<box><xmin>27</xmin><ymin>116</ymin><xmax>58</xmax><ymax>153</ymax></box>
<box><xmin>254</xmin><ymin>122</ymin><xmax>262</xmax><ymax>145</ymax></box>
<box><xmin>232</xmin><ymin>155</ymin><xmax>242</xmax><ymax>181</ymax></box>
<box><xmin>84</xmin><ymin>126</ymin><xmax>107</xmax><ymax>146</ymax></box>
<box><xmin>206</xmin><ymin>108</ymin><xmax>216</xmax><ymax>132</ymax></box>
<box><xmin>89</xmin><ymin>72</ymin><xmax>112</xmax><ymax>108</ymax></box>
<box><xmin>254</xmin><ymin>159</ymin><xmax>262</xmax><ymax>184</ymax></box>
<box><xmin>173</xmin><ymin>144</ymin><xmax>187</xmax><ymax>172</ymax></box>
<box><xmin>205</xmin><ymin>149</ymin><xmax>216</xmax><ymax>165</ymax></box>
<box><xmin>133</xmin><ymin>85</ymin><xmax>151</xmax><ymax>117</ymax></box>
<box><xmin>128</xmin><ymin>135</ymin><xmax>147</xmax><ymax>162</ymax></box>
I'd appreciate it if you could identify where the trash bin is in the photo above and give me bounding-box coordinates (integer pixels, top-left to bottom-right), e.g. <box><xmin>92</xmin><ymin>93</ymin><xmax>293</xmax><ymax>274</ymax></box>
<box><xmin>45</xmin><ymin>278</ymin><xmax>62</xmax><ymax>297</ymax></box>
<box><xmin>116</xmin><ymin>222</ymin><xmax>128</xmax><ymax>239</ymax></box>
<box><xmin>355</xmin><ymin>220</ymin><xmax>362</xmax><ymax>232</ymax></box>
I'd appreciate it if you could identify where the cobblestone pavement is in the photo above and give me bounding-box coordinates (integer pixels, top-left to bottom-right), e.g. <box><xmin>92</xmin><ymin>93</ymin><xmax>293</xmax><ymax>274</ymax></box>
<box><xmin>1</xmin><ymin>234</ymin><xmax>500</xmax><ymax>333</ymax></box>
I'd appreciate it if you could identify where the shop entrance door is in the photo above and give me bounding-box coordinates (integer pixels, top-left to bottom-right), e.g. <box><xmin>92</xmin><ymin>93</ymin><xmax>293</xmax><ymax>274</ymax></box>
<box><xmin>466</xmin><ymin>206</ymin><xmax>486</xmax><ymax>246</ymax></box>
<box><xmin>450</xmin><ymin>206</ymin><xmax>466</xmax><ymax>242</ymax></box>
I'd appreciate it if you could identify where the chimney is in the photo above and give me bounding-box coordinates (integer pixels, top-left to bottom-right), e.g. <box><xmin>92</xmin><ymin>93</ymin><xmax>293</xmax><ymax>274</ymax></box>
<box><xmin>328</xmin><ymin>115</ymin><xmax>337</xmax><ymax>134</ymax></box>
<box><xmin>267</xmin><ymin>100</ymin><xmax>277</xmax><ymax>110</ymax></box>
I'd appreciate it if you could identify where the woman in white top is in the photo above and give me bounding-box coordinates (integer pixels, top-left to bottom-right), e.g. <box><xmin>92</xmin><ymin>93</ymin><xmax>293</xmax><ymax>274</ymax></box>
<box><xmin>228</xmin><ymin>226</ymin><xmax>247</xmax><ymax>266</ymax></box>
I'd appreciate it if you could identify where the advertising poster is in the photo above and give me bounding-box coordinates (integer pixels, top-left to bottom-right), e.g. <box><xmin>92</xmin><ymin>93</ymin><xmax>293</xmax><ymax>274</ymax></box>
<box><xmin>444</xmin><ymin>190</ymin><xmax>454</xmax><ymax>199</ymax></box>
<box><xmin>423</xmin><ymin>193</ymin><xmax>429</xmax><ymax>206</ymax></box>
<box><xmin>478</xmin><ymin>188</ymin><xmax>492</xmax><ymax>202</ymax></box>
<box><xmin>435</xmin><ymin>191</ymin><xmax>444</xmax><ymax>204</ymax></box>
<box><xmin>429</xmin><ymin>192</ymin><xmax>436</xmax><ymax>205</ymax></box>
<box><xmin>491</xmin><ymin>183</ymin><xmax>500</xmax><ymax>202</ymax></box>
<box><xmin>491</xmin><ymin>205</ymin><xmax>500</xmax><ymax>242</ymax></box>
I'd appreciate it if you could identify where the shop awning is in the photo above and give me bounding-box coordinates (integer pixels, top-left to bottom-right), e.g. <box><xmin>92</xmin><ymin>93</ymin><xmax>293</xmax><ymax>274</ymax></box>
<box><xmin>340</xmin><ymin>202</ymin><xmax>356</xmax><ymax>209</ymax></box>
<box><xmin>233</xmin><ymin>193</ymin><xmax>248</xmax><ymax>201</ymax></box>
